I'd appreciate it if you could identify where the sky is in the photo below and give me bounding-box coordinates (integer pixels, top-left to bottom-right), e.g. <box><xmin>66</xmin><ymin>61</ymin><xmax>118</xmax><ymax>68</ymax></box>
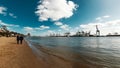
<box><xmin>0</xmin><ymin>0</ymin><xmax>120</xmax><ymax>36</ymax></box>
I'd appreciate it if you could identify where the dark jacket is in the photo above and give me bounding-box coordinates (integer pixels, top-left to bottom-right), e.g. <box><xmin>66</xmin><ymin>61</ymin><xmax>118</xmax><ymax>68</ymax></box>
<box><xmin>19</xmin><ymin>36</ymin><xmax>24</xmax><ymax>40</ymax></box>
<box><xmin>16</xmin><ymin>36</ymin><xmax>19</xmax><ymax>40</ymax></box>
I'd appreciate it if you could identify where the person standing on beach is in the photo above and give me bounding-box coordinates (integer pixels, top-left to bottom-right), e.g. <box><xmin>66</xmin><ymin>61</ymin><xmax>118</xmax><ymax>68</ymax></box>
<box><xmin>19</xmin><ymin>35</ymin><xmax>24</xmax><ymax>44</ymax></box>
<box><xmin>16</xmin><ymin>35</ymin><xmax>20</xmax><ymax>44</ymax></box>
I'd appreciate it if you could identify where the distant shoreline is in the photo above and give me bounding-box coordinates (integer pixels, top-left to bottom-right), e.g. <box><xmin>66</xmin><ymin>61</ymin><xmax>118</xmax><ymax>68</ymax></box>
<box><xmin>30</xmin><ymin>35</ymin><xmax>120</xmax><ymax>37</ymax></box>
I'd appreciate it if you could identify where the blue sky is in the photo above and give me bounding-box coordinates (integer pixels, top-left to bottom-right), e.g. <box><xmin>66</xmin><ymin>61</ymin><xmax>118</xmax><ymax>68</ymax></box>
<box><xmin>0</xmin><ymin>0</ymin><xmax>120</xmax><ymax>36</ymax></box>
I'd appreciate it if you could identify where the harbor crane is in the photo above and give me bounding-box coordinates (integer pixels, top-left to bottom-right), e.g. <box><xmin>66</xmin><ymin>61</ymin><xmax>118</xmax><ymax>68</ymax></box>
<box><xmin>96</xmin><ymin>25</ymin><xmax>100</xmax><ymax>37</ymax></box>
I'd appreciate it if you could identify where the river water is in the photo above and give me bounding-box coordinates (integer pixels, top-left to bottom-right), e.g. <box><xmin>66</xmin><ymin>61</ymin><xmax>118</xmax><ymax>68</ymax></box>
<box><xmin>26</xmin><ymin>37</ymin><xmax>120</xmax><ymax>68</ymax></box>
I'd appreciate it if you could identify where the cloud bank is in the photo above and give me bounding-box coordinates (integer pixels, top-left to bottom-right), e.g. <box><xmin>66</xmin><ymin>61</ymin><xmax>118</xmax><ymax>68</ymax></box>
<box><xmin>80</xmin><ymin>19</ymin><xmax>120</xmax><ymax>35</ymax></box>
<box><xmin>35</xmin><ymin>0</ymin><xmax>78</xmax><ymax>21</ymax></box>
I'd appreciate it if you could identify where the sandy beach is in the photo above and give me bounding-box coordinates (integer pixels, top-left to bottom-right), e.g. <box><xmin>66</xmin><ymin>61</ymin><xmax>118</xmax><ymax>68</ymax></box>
<box><xmin>0</xmin><ymin>37</ymin><xmax>100</xmax><ymax>68</ymax></box>
<box><xmin>0</xmin><ymin>37</ymin><xmax>75</xmax><ymax>68</ymax></box>
<box><xmin>0</xmin><ymin>37</ymin><xmax>47</xmax><ymax>68</ymax></box>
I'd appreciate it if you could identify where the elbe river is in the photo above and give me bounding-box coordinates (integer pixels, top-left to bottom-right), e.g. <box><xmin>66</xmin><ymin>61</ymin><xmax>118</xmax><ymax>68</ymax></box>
<box><xmin>26</xmin><ymin>37</ymin><xmax>120</xmax><ymax>68</ymax></box>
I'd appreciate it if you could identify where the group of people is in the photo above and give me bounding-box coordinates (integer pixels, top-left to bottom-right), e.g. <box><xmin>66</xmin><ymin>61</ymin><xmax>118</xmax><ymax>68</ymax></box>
<box><xmin>16</xmin><ymin>35</ymin><xmax>24</xmax><ymax>44</ymax></box>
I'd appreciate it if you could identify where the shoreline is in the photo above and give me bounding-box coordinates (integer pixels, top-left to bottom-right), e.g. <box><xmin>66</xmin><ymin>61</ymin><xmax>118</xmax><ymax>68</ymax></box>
<box><xmin>26</xmin><ymin>38</ymin><xmax>101</xmax><ymax>68</ymax></box>
<box><xmin>0</xmin><ymin>37</ymin><xmax>105</xmax><ymax>68</ymax></box>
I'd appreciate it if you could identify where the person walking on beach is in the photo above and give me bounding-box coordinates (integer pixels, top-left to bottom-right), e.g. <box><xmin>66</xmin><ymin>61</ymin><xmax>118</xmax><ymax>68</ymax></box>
<box><xmin>19</xmin><ymin>35</ymin><xmax>24</xmax><ymax>44</ymax></box>
<box><xmin>16</xmin><ymin>35</ymin><xmax>20</xmax><ymax>44</ymax></box>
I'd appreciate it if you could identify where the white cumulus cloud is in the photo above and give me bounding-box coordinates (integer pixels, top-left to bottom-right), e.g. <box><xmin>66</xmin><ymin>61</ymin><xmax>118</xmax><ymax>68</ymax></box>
<box><xmin>60</xmin><ymin>24</ymin><xmax>70</xmax><ymax>30</ymax></box>
<box><xmin>96</xmin><ymin>15</ymin><xmax>110</xmax><ymax>22</ymax></box>
<box><xmin>47</xmin><ymin>30</ymin><xmax>55</xmax><ymax>33</ymax></box>
<box><xmin>54</xmin><ymin>21</ymin><xmax>71</xmax><ymax>30</ymax></box>
<box><xmin>9</xmin><ymin>13</ymin><xmax>17</xmax><ymax>18</ymax></box>
<box><xmin>35</xmin><ymin>0</ymin><xmax>78</xmax><ymax>21</ymax></box>
<box><xmin>0</xmin><ymin>20</ymin><xmax>19</xmax><ymax>27</ymax></box>
<box><xmin>24</xmin><ymin>27</ymin><xmax>34</xmax><ymax>31</ymax></box>
<box><xmin>103</xmin><ymin>15</ymin><xmax>110</xmax><ymax>18</ymax></box>
<box><xmin>35</xmin><ymin>25</ymin><xmax>50</xmax><ymax>30</ymax></box>
<box><xmin>40</xmin><ymin>25</ymin><xmax>50</xmax><ymax>30</ymax></box>
<box><xmin>0</xmin><ymin>6</ymin><xmax>17</xmax><ymax>18</ymax></box>
<box><xmin>0</xmin><ymin>6</ymin><xmax>7</xmax><ymax>15</ymax></box>
<box><xmin>24</xmin><ymin>25</ymin><xmax>50</xmax><ymax>32</ymax></box>
<box><xmin>54</xmin><ymin>22</ymin><xmax>63</xmax><ymax>26</ymax></box>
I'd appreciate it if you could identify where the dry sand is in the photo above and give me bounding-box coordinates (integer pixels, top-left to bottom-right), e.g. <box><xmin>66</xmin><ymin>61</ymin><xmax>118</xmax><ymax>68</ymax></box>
<box><xmin>0</xmin><ymin>37</ymin><xmax>47</xmax><ymax>68</ymax></box>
